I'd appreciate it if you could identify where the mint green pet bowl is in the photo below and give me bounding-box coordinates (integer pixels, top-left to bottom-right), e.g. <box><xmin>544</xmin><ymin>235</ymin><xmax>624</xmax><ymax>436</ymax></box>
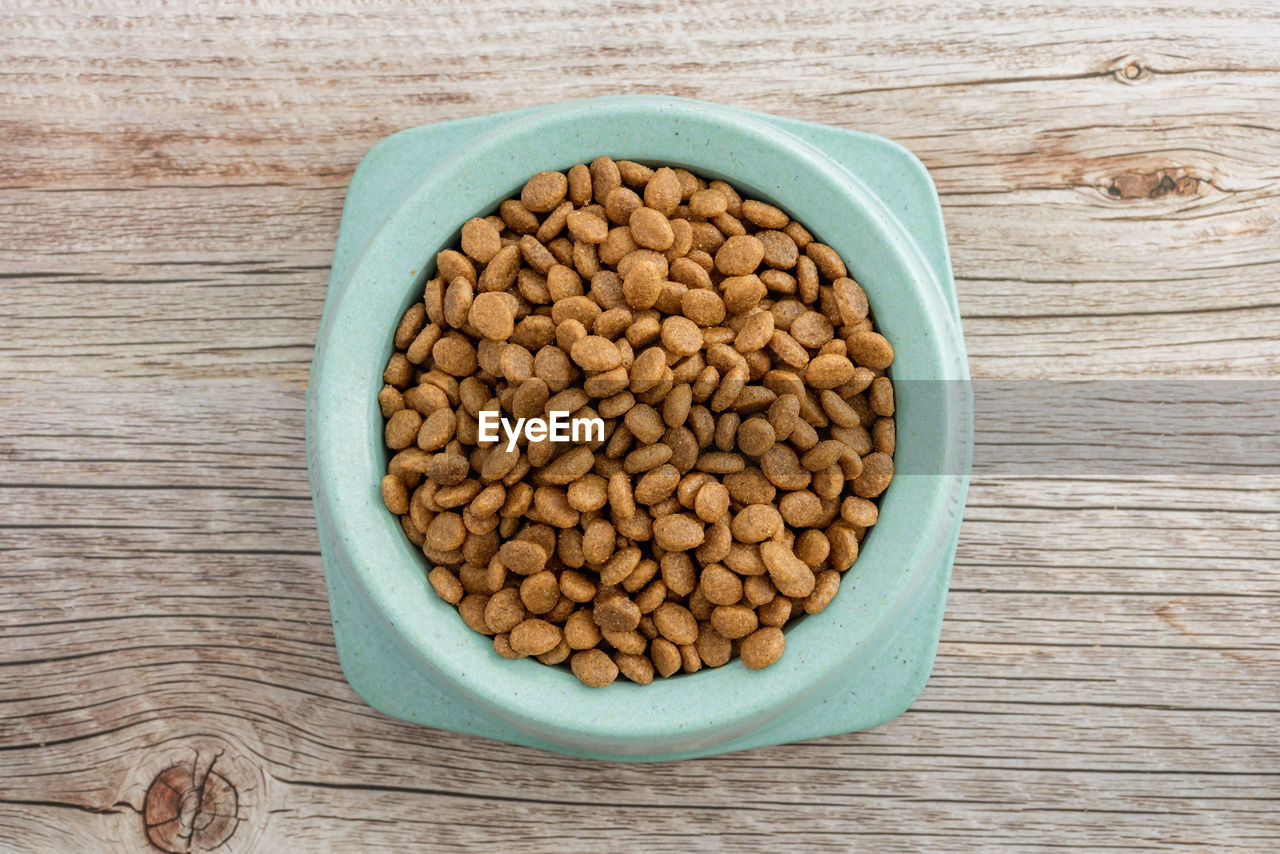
<box><xmin>307</xmin><ymin>96</ymin><xmax>971</xmax><ymax>761</ymax></box>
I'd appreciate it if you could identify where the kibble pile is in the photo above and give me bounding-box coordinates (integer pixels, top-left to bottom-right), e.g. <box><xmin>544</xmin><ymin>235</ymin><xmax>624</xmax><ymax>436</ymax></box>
<box><xmin>378</xmin><ymin>157</ymin><xmax>896</xmax><ymax>687</ymax></box>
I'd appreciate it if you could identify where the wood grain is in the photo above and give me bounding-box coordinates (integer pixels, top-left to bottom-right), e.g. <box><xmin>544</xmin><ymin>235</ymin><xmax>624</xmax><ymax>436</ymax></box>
<box><xmin>2</xmin><ymin>1</ymin><xmax>1278</xmax><ymax>851</ymax></box>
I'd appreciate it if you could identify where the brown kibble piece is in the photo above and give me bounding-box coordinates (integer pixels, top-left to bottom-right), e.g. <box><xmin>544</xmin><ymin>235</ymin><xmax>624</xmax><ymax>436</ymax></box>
<box><xmin>806</xmin><ymin>354</ymin><xmax>856</xmax><ymax>389</ymax></box>
<box><xmin>572</xmin><ymin>649</ymin><xmax>619</xmax><ymax>687</ymax></box>
<box><xmin>805</xmin><ymin>242</ymin><xmax>847</xmax><ymax>280</ymax></box>
<box><xmin>730</xmin><ymin>504</ymin><xmax>783</xmax><ymax>543</ymax></box>
<box><xmin>623</xmin><ymin>258</ymin><xmax>663</xmax><ymax>310</ymax></box>
<box><xmin>715</xmin><ymin>235</ymin><xmax>765</xmax><ymax>276</ymax></box>
<box><xmin>695</xmin><ymin>623</ymin><xmax>732</xmax><ymax>667</ymax></box>
<box><xmin>741</xmin><ymin>200</ymin><xmax>789</xmax><ymax>230</ymax></box>
<box><xmin>734</xmin><ymin>310</ymin><xmax>775</xmax><ymax>354</ymax></box>
<box><xmin>384</xmin><ymin>409</ymin><xmax>422</xmax><ymax>450</ymax></box>
<box><xmin>736</xmin><ymin>418</ymin><xmax>775</xmax><ymax>458</ymax></box>
<box><xmin>779</xmin><ymin>490</ymin><xmax>824</xmax><ymax>527</ymax></box>
<box><xmin>699</xmin><ymin>565</ymin><xmax>743</xmax><ymax>605</ymax></box>
<box><xmin>522</xmin><ymin>171</ymin><xmax>569</xmax><ymax>213</ymax></box>
<box><xmin>689</xmin><ymin>188</ymin><xmax>728</xmax><ymax>217</ymax></box>
<box><xmin>469</xmin><ymin>292</ymin><xmax>515</xmax><ymax>341</ymax></box>
<box><xmin>869</xmin><ymin>376</ymin><xmax>895</xmax><ymax>416</ymax></box>
<box><xmin>432</xmin><ymin>335</ymin><xmax>478</xmax><ymax>376</ymax></box>
<box><xmin>739</xmin><ymin>627</ymin><xmax>786</xmax><ymax>670</ymax></box>
<box><xmin>661</xmin><ymin>315</ymin><xmax>703</xmax><ymax>357</ymax></box>
<box><xmin>381</xmin><ymin>474</ymin><xmax>409</xmax><ymax>514</ymax></box>
<box><xmin>853</xmin><ymin>451</ymin><xmax>894</xmax><ymax>498</ymax></box>
<box><xmin>590</xmin><ymin>156</ymin><xmax>622</xmax><ymax>203</ymax></box>
<box><xmin>833</xmin><ymin>278</ymin><xmax>869</xmax><ymax>323</ymax></box>
<box><xmin>484</xmin><ymin>587</ymin><xmax>526</xmax><ymax>634</ymax></box>
<box><xmin>650</xmin><ymin>638</ymin><xmax>682</xmax><ymax>677</ymax></box>
<box><xmin>615</xmin><ymin>652</ymin><xmax>655</xmax><ymax>685</ymax></box>
<box><xmin>458</xmin><ymin>594</ymin><xmax>493</xmax><ymax>635</ymax></box>
<box><xmin>760</xmin><ymin>540</ymin><xmax>817</xmax><ymax>598</ymax></box>
<box><xmin>395</xmin><ymin>303</ymin><xmax>426</xmax><ymax>350</ymax></box>
<box><xmin>710</xmin><ymin>604</ymin><xmax>757</xmax><ymax>640</ymax></box>
<box><xmin>427</xmin><ymin>567</ymin><xmax>464</xmax><ymax>604</ymax></box>
<box><xmin>790</xmin><ymin>311</ymin><xmax>834</xmax><ymax>348</ymax></box>
<box><xmin>460</xmin><ymin>217</ymin><xmax>502</xmax><ymax>264</ymax></box>
<box><xmin>566</xmin><ymin>209</ymin><xmax>609</xmax><ymax>243</ymax></box>
<box><xmin>846</xmin><ymin>331</ymin><xmax>895</xmax><ymax>371</ymax></box>
<box><xmin>521</xmin><ymin>571</ymin><xmax>561</xmax><ymax>615</ymax></box>
<box><xmin>652</xmin><ymin>513</ymin><xmax>706</xmax><ymax>551</ymax></box>
<box><xmin>570</xmin><ymin>335</ymin><xmax>623</xmax><ymax>372</ymax></box>
<box><xmin>564</xmin><ymin>609</ymin><xmax>602</xmax><ymax>648</ymax></box>
<box><xmin>630</xmin><ymin>206</ymin><xmax>675</xmax><ymax>251</ymax></box>
<box><xmin>594</xmin><ymin>596</ymin><xmax>642</xmax><ymax>633</ymax></box>
<box><xmin>693</xmin><ymin>480</ymin><xmax>730</xmax><ymax>523</ymax></box>
<box><xmin>804</xmin><ymin>569</ymin><xmax>841</xmax><ymax>614</ymax></box>
<box><xmin>500</xmin><ymin>539</ymin><xmax>549</xmax><ymax>575</ymax></box>
<box><xmin>652</xmin><ymin>602</ymin><xmax>699</xmax><ymax>645</ymax></box>
<box><xmin>509</xmin><ymin>619</ymin><xmax>562</xmax><ymax>656</ymax></box>
<box><xmin>644</xmin><ymin>167</ymin><xmax>683</xmax><ymax>216</ymax></box>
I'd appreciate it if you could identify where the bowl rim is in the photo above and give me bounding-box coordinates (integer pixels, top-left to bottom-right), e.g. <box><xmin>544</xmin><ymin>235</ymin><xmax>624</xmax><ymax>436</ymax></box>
<box><xmin>309</xmin><ymin>95</ymin><xmax>969</xmax><ymax>750</ymax></box>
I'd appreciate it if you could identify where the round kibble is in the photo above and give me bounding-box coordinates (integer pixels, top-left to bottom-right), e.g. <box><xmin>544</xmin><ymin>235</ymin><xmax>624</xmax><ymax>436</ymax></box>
<box><xmin>779</xmin><ymin>490</ymin><xmax>824</xmax><ymax>527</ymax></box>
<box><xmin>570</xmin><ymin>335</ymin><xmax>622</xmax><ymax>372</ymax></box>
<box><xmin>500</xmin><ymin>539</ymin><xmax>548</xmax><ymax>575</ymax></box>
<box><xmin>653</xmin><ymin>513</ymin><xmax>706</xmax><ymax>551</ymax></box>
<box><xmin>689</xmin><ymin>188</ymin><xmax>728</xmax><ymax>217</ymax></box>
<box><xmin>847</xmin><ymin>330</ymin><xmax>895</xmax><ymax>371</ymax></box>
<box><xmin>741</xmin><ymin>200</ymin><xmax>789</xmax><ymax>230</ymax></box>
<box><xmin>522</xmin><ymin>171</ymin><xmax>569</xmax><ymax>213</ymax></box>
<box><xmin>594</xmin><ymin>596</ymin><xmax>642</xmax><ymax>633</ymax></box>
<box><xmin>644</xmin><ymin>167</ymin><xmax>682</xmax><ymax>216</ymax></box>
<box><xmin>853</xmin><ymin>451</ymin><xmax>894</xmax><ymax>498</ymax></box>
<box><xmin>572</xmin><ymin>649</ymin><xmax>619</xmax><ymax>687</ymax></box>
<box><xmin>710</xmin><ymin>604</ymin><xmax>758</xmax><ymax>640</ymax></box>
<box><xmin>805</xmin><ymin>242</ymin><xmax>847</xmax><ymax>280</ymax></box>
<box><xmin>427</xmin><ymin>567</ymin><xmax>464</xmax><ymax>604</ymax></box>
<box><xmin>469</xmin><ymin>292</ymin><xmax>515</xmax><ymax>341</ymax></box>
<box><xmin>381</xmin><ymin>474</ymin><xmax>409</xmax><ymax>514</ymax></box>
<box><xmin>661</xmin><ymin>316</ymin><xmax>703</xmax><ymax>357</ymax></box>
<box><xmin>693</xmin><ymin>480</ymin><xmax>730</xmax><ymax>523</ymax></box>
<box><xmin>699</xmin><ymin>565</ymin><xmax>743</xmax><ymax>605</ymax></box>
<box><xmin>384</xmin><ymin>409</ymin><xmax>421</xmax><ymax>450</ymax></box>
<box><xmin>630</xmin><ymin>206</ymin><xmax>675</xmax><ymax>251</ymax></box>
<box><xmin>715</xmin><ymin>235</ymin><xmax>765</xmax><ymax>276</ymax></box>
<box><xmin>730</xmin><ymin>504</ymin><xmax>783</xmax><ymax>543</ymax></box>
<box><xmin>509</xmin><ymin>619</ymin><xmax>561</xmax><ymax>656</ymax></box>
<box><xmin>804</xmin><ymin>569</ymin><xmax>841</xmax><ymax>614</ymax></box>
<box><xmin>484</xmin><ymin>588</ymin><xmax>526</xmax><ymax>634</ymax></box>
<box><xmin>695</xmin><ymin>623</ymin><xmax>732</xmax><ymax>667</ymax></box>
<box><xmin>460</xmin><ymin>217</ymin><xmax>502</xmax><ymax>264</ymax></box>
<box><xmin>736</xmin><ymin>417</ymin><xmax>775</xmax><ymax>457</ymax></box>
<box><xmin>378</xmin><ymin>159</ymin><xmax>894</xmax><ymax>684</ymax></box>
<box><xmin>652</xmin><ymin>602</ymin><xmax>699</xmax><ymax>645</ymax></box>
<box><xmin>520</xmin><ymin>571</ymin><xmax>561</xmax><ymax>615</ymax></box>
<box><xmin>615</xmin><ymin>652</ymin><xmax>655</xmax><ymax>685</ymax></box>
<box><xmin>739</xmin><ymin>627</ymin><xmax>786</xmax><ymax>669</ymax></box>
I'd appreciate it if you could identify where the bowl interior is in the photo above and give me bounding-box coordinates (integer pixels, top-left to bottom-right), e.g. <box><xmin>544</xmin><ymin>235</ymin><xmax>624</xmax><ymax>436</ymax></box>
<box><xmin>311</xmin><ymin>96</ymin><xmax>967</xmax><ymax>752</ymax></box>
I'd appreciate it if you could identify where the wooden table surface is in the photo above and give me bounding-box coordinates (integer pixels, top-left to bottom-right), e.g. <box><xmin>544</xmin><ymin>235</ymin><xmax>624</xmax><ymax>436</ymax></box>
<box><xmin>2</xmin><ymin>2</ymin><xmax>1278</xmax><ymax>852</ymax></box>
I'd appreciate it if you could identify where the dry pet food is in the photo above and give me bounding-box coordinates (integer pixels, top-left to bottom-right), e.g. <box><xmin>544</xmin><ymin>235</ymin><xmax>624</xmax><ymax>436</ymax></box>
<box><xmin>378</xmin><ymin>157</ymin><xmax>895</xmax><ymax>687</ymax></box>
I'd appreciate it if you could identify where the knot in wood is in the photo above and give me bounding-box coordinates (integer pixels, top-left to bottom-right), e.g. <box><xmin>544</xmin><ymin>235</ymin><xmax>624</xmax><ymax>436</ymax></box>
<box><xmin>1106</xmin><ymin>169</ymin><xmax>1200</xmax><ymax>200</ymax></box>
<box><xmin>1110</xmin><ymin>55</ymin><xmax>1153</xmax><ymax>84</ymax></box>
<box><xmin>143</xmin><ymin>761</ymin><xmax>239</xmax><ymax>853</ymax></box>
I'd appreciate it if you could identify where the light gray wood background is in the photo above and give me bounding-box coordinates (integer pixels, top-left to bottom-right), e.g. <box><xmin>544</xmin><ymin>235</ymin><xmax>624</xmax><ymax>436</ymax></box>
<box><xmin>2</xmin><ymin>2</ymin><xmax>1277</xmax><ymax>852</ymax></box>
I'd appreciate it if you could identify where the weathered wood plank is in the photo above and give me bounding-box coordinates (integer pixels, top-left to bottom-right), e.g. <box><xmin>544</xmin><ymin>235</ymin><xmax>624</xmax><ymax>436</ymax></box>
<box><xmin>3</xmin><ymin>0</ymin><xmax>1279</xmax><ymax>850</ymax></box>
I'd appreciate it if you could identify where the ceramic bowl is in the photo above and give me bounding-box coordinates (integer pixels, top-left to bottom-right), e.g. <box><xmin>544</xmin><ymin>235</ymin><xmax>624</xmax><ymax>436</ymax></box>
<box><xmin>308</xmin><ymin>96</ymin><xmax>970</xmax><ymax>761</ymax></box>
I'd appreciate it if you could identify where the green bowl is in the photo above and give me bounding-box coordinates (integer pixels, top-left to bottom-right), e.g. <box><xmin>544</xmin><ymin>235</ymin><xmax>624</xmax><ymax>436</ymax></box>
<box><xmin>308</xmin><ymin>96</ymin><xmax>971</xmax><ymax>761</ymax></box>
